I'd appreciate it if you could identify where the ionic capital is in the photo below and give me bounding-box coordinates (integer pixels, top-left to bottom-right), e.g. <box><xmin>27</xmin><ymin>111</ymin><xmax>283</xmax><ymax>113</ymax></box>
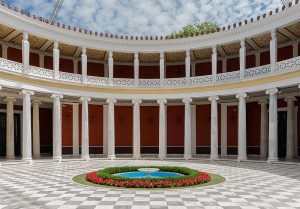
<box><xmin>53</xmin><ymin>41</ymin><xmax>59</xmax><ymax>49</ymax></box>
<box><xmin>160</xmin><ymin>51</ymin><xmax>164</xmax><ymax>59</ymax></box>
<box><xmin>236</xmin><ymin>92</ymin><xmax>247</xmax><ymax>99</ymax></box>
<box><xmin>284</xmin><ymin>96</ymin><xmax>296</xmax><ymax>103</ymax></box>
<box><xmin>20</xmin><ymin>89</ymin><xmax>34</xmax><ymax>96</ymax></box>
<box><xmin>212</xmin><ymin>46</ymin><xmax>217</xmax><ymax>54</ymax></box>
<box><xmin>106</xmin><ymin>97</ymin><xmax>117</xmax><ymax>104</ymax></box>
<box><xmin>51</xmin><ymin>93</ymin><xmax>63</xmax><ymax>100</ymax></box>
<box><xmin>258</xmin><ymin>99</ymin><xmax>268</xmax><ymax>105</ymax></box>
<box><xmin>32</xmin><ymin>99</ymin><xmax>42</xmax><ymax>105</ymax></box>
<box><xmin>5</xmin><ymin>96</ymin><xmax>16</xmax><ymax>103</ymax></box>
<box><xmin>271</xmin><ymin>29</ymin><xmax>277</xmax><ymax>39</ymax></box>
<box><xmin>22</xmin><ymin>32</ymin><xmax>28</xmax><ymax>41</ymax></box>
<box><xmin>157</xmin><ymin>98</ymin><xmax>167</xmax><ymax>105</ymax></box>
<box><xmin>183</xmin><ymin>97</ymin><xmax>192</xmax><ymax>104</ymax></box>
<box><xmin>240</xmin><ymin>39</ymin><xmax>245</xmax><ymax>48</ymax></box>
<box><xmin>108</xmin><ymin>51</ymin><xmax>113</xmax><ymax>58</ymax></box>
<box><xmin>208</xmin><ymin>95</ymin><xmax>219</xmax><ymax>101</ymax></box>
<box><xmin>132</xmin><ymin>99</ymin><xmax>142</xmax><ymax>105</ymax></box>
<box><xmin>81</xmin><ymin>47</ymin><xmax>87</xmax><ymax>55</ymax></box>
<box><xmin>79</xmin><ymin>97</ymin><xmax>91</xmax><ymax>103</ymax></box>
<box><xmin>186</xmin><ymin>50</ymin><xmax>190</xmax><ymax>57</ymax></box>
<box><xmin>266</xmin><ymin>88</ymin><xmax>278</xmax><ymax>95</ymax></box>
<box><xmin>134</xmin><ymin>52</ymin><xmax>139</xmax><ymax>60</ymax></box>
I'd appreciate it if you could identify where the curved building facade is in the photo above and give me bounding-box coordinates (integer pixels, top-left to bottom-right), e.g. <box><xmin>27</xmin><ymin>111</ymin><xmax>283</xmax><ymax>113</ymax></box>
<box><xmin>0</xmin><ymin>1</ymin><xmax>299</xmax><ymax>162</ymax></box>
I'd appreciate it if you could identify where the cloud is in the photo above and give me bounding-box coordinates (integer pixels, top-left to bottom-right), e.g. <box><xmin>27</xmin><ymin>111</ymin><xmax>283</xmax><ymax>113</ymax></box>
<box><xmin>7</xmin><ymin>0</ymin><xmax>283</xmax><ymax>35</ymax></box>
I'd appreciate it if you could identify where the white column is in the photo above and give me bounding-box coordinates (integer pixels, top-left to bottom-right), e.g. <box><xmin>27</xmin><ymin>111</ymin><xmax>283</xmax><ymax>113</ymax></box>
<box><xmin>239</xmin><ymin>39</ymin><xmax>246</xmax><ymax>79</ymax></box>
<box><xmin>285</xmin><ymin>96</ymin><xmax>296</xmax><ymax>159</ymax></box>
<box><xmin>191</xmin><ymin>105</ymin><xmax>196</xmax><ymax>156</ymax></box>
<box><xmin>185</xmin><ymin>50</ymin><xmax>191</xmax><ymax>85</ymax></box>
<box><xmin>103</xmin><ymin>105</ymin><xmax>108</xmax><ymax>155</ymax></box>
<box><xmin>73</xmin><ymin>60</ymin><xmax>78</xmax><ymax>74</ymax></box>
<box><xmin>183</xmin><ymin>97</ymin><xmax>192</xmax><ymax>159</ymax></box>
<box><xmin>258</xmin><ymin>100</ymin><xmax>268</xmax><ymax>158</ymax></box>
<box><xmin>211</xmin><ymin>46</ymin><xmax>217</xmax><ymax>82</ymax></box>
<box><xmin>32</xmin><ymin>100</ymin><xmax>41</xmax><ymax>158</ymax></box>
<box><xmin>157</xmin><ymin>98</ymin><xmax>167</xmax><ymax>159</ymax></box>
<box><xmin>270</xmin><ymin>30</ymin><xmax>277</xmax><ymax>72</ymax></box>
<box><xmin>222</xmin><ymin>58</ymin><xmax>227</xmax><ymax>73</ymax></box>
<box><xmin>20</xmin><ymin>90</ymin><xmax>34</xmax><ymax>162</ymax></box>
<box><xmin>160</xmin><ymin>52</ymin><xmax>165</xmax><ymax>87</ymax></box>
<box><xmin>53</xmin><ymin>41</ymin><xmax>60</xmax><ymax>79</ymax></box>
<box><xmin>134</xmin><ymin>52</ymin><xmax>139</xmax><ymax>87</ymax></box>
<box><xmin>266</xmin><ymin>88</ymin><xmax>278</xmax><ymax>162</ymax></box>
<box><xmin>72</xmin><ymin>104</ymin><xmax>79</xmax><ymax>156</ymax></box>
<box><xmin>132</xmin><ymin>99</ymin><xmax>142</xmax><ymax>159</ymax></box>
<box><xmin>5</xmin><ymin>96</ymin><xmax>16</xmax><ymax>159</ymax></box>
<box><xmin>191</xmin><ymin>63</ymin><xmax>196</xmax><ymax>77</ymax></box>
<box><xmin>104</xmin><ymin>64</ymin><xmax>109</xmax><ymax>77</ymax></box>
<box><xmin>236</xmin><ymin>93</ymin><xmax>247</xmax><ymax>161</ymax></box>
<box><xmin>108</xmin><ymin>51</ymin><xmax>114</xmax><ymax>85</ymax></box>
<box><xmin>209</xmin><ymin>96</ymin><xmax>219</xmax><ymax>160</ymax></box>
<box><xmin>39</xmin><ymin>54</ymin><xmax>45</xmax><ymax>68</ymax></box>
<box><xmin>80</xmin><ymin>97</ymin><xmax>91</xmax><ymax>160</ymax></box>
<box><xmin>106</xmin><ymin>98</ymin><xmax>116</xmax><ymax>159</ymax></box>
<box><xmin>292</xmin><ymin>43</ymin><xmax>298</xmax><ymax>57</ymax></box>
<box><xmin>81</xmin><ymin>47</ymin><xmax>87</xmax><ymax>83</ymax></box>
<box><xmin>22</xmin><ymin>33</ymin><xmax>30</xmax><ymax>74</ymax></box>
<box><xmin>255</xmin><ymin>52</ymin><xmax>261</xmax><ymax>67</ymax></box>
<box><xmin>51</xmin><ymin>94</ymin><xmax>63</xmax><ymax>161</ymax></box>
<box><xmin>1</xmin><ymin>45</ymin><xmax>8</xmax><ymax>59</ymax></box>
<box><xmin>221</xmin><ymin>104</ymin><xmax>227</xmax><ymax>156</ymax></box>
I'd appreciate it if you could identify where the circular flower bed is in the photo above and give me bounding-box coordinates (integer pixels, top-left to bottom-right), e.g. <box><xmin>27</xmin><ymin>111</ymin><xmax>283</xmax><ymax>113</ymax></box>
<box><xmin>85</xmin><ymin>166</ymin><xmax>211</xmax><ymax>188</ymax></box>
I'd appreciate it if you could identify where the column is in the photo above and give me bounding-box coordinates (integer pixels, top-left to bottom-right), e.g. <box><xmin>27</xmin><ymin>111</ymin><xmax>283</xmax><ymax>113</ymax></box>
<box><xmin>222</xmin><ymin>59</ymin><xmax>227</xmax><ymax>73</ymax></box>
<box><xmin>183</xmin><ymin>97</ymin><xmax>192</xmax><ymax>159</ymax></box>
<box><xmin>73</xmin><ymin>60</ymin><xmax>78</xmax><ymax>74</ymax></box>
<box><xmin>22</xmin><ymin>32</ymin><xmax>30</xmax><ymax>74</ymax></box>
<box><xmin>103</xmin><ymin>105</ymin><xmax>108</xmax><ymax>155</ymax></box>
<box><xmin>134</xmin><ymin>52</ymin><xmax>139</xmax><ymax>87</ymax></box>
<box><xmin>32</xmin><ymin>100</ymin><xmax>41</xmax><ymax>158</ymax></box>
<box><xmin>258</xmin><ymin>100</ymin><xmax>268</xmax><ymax>158</ymax></box>
<box><xmin>191</xmin><ymin>63</ymin><xmax>196</xmax><ymax>77</ymax></box>
<box><xmin>292</xmin><ymin>43</ymin><xmax>298</xmax><ymax>57</ymax></box>
<box><xmin>236</xmin><ymin>93</ymin><xmax>247</xmax><ymax>161</ymax></box>
<box><xmin>72</xmin><ymin>104</ymin><xmax>79</xmax><ymax>156</ymax></box>
<box><xmin>239</xmin><ymin>39</ymin><xmax>246</xmax><ymax>79</ymax></box>
<box><xmin>266</xmin><ymin>88</ymin><xmax>278</xmax><ymax>162</ymax></box>
<box><xmin>211</xmin><ymin>46</ymin><xmax>217</xmax><ymax>82</ymax></box>
<box><xmin>255</xmin><ymin>52</ymin><xmax>261</xmax><ymax>67</ymax></box>
<box><xmin>160</xmin><ymin>52</ymin><xmax>165</xmax><ymax>87</ymax></box>
<box><xmin>108</xmin><ymin>51</ymin><xmax>113</xmax><ymax>85</ymax></box>
<box><xmin>185</xmin><ymin>50</ymin><xmax>191</xmax><ymax>85</ymax></box>
<box><xmin>39</xmin><ymin>54</ymin><xmax>45</xmax><ymax>68</ymax></box>
<box><xmin>191</xmin><ymin>105</ymin><xmax>196</xmax><ymax>156</ymax></box>
<box><xmin>81</xmin><ymin>47</ymin><xmax>87</xmax><ymax>83</ymax></box>
<box><xmin>53</xmin><ymin>41</ymin><xmax>60</xmax><ymax>79</ymax></box>
<box><xmin>5</xmin><ymin>96</ymin><xmax>16</xmax><ymax>159</ymax></box>
<box><xmin>20</xmin><ymin>90</ymin><xmax>34</xmax><ymax>162</ymax></box>
<box><xmin>2</xmin><ymin>45</ymin><xmax>8</xmax><ymax>59</ymax></box>
<box><xmin>209</xmin><ymin>96</ymin><xmax>219</xmax><ymax>160</ymax></box>
<box><xmin>51</xmin><ymin>94</ymin><xmax>63</xmax><ymax>161</ymax></box>
<box><xmin>132</xmin><ymin>99</ymin><xmax>142</xmax><ymax>159</ymax></box>
<box><xmin>80</xmin><ymin>97</ymin><xmax>91</xmax><ymax>160</ymax></box>
<box><xmin>285</xmin><ymin>96</ymin><xmax>296</xmax><ymax>159</ymax></box>
<box><xmin>157</xmin><ymin>98</ymin><xmax>167</xmax><ymax>159</ymax></box>
<box><xmin>221</xmin><ymin>104</ymin><xmax>227</xmax><ymax>156</ymax></box>
<box><xmin>270</xmin><ymin>29</ymin><xmax>277</xmax><ymax>72</ymax></box>
<box><xmin>106</xmin><ymin>98</ymin><xmax>116</xmax><ymax>159</ymax></box>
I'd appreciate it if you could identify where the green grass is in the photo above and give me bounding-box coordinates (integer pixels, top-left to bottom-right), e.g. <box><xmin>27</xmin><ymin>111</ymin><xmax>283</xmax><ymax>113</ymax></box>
<box><xmin>72</xmin><ymin>172</ymin><xmax>225</xmax><ymax>190</ymax></box>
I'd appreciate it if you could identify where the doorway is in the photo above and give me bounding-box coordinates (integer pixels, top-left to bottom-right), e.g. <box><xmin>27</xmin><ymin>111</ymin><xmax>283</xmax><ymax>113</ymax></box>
<box><xmin>277</xmin><ymin>111</ymin><xmax>287</xmax><ymax>158</ymax></box>
<box><xmin>0</xmin><ymin>112</ymin><xmax>21</xmax><ymax>157</ymax></box>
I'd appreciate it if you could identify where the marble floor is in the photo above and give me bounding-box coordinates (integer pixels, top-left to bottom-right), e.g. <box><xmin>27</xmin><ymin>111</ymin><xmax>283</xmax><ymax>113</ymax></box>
<box><xmin>0</xmin><ymin>159</ymin><xmax>300</xmax><ymax>209</ymax></box>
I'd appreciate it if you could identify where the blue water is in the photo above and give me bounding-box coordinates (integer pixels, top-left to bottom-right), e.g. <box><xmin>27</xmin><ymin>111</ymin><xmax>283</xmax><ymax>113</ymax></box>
<box><xmin>115</xmin><ymin>171</ymin><xmax>183</xmax><ymax>179</ymax></box>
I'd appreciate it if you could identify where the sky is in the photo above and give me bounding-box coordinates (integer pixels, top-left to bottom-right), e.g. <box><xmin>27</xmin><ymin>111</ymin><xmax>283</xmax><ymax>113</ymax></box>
<box><xmin>6</xmin><ymin>0</ymin><xmax>284</xmax><ymax>36</ymax></box>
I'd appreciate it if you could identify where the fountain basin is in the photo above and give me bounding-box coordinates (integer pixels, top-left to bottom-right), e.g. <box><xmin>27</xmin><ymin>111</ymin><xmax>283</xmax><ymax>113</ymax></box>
<box><xmin>115</xmin><ymin>168</ymin><xmax>183</xmax><ymax>179</ymax></box>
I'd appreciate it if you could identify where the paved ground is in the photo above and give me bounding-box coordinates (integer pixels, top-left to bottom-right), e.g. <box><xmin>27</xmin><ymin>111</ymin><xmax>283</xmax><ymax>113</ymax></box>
<box><xmin>0</xmin><ymin>159</ymin><xmax>300</xmax><ymax>209</ymax></box>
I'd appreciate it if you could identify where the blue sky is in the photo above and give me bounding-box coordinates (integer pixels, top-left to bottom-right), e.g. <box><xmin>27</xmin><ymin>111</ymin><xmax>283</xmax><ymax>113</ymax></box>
<box><xmin>6</xmin><ymin>0</ymin><xmax>283</xmax><ymax>35</ymax></box>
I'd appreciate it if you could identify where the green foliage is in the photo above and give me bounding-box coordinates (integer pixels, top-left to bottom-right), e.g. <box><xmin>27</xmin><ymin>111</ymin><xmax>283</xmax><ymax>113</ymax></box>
<box><xmin>169</xmin><ymin>21</ymin><xmax>219</xmax><ymax>38</ymax></box>
<box><xmin>95</xmin><ymin>166</ymin><xmax>200</xmax><ymax>182</ymax></box>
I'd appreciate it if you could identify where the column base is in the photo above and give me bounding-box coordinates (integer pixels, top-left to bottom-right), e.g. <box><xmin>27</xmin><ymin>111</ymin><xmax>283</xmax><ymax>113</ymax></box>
<box><xmin>184</xmin><ymin>155</ymin><xmax>192</xmax><ymax>160</ymax></box>
<box><xmin>286</xmin><ymin>155</ymin><xmax>294</xmax><ymax>160</ymax></box>
<box><xmin>108</xmin><ymin>155</ymin><xmax>116</xmax><ymax>160</ymax></box>
<box><xmin>53</xmin><ymin>156</ymin><xmax>62</xmax><ymax>162</ymax></box>
<box><xmin>22</xmin><ymin>158</ymin><xmax>33</xmax><ymax>164</ymax></box>
<box><xmin>6</xmin><ymin>155</ymin><xmax>15</xmax><ymax>159</ymax></box>
<box><xmin>158</xmin><ymin>155</ymin><xmax>166</xmax><ymax>160</ymax></box>
<box><xmin>237</xmin><ymin>156</ymin><xmax>247</xmax><ymax>162</ymax></box>
<box><xmin>81</xmin><ymin>155</ymin><xmax>90</xmax><ymax>161</ymax></box>
<box><xmin>133</xmin><ymin>155</ymin><xmax>141</xmax><ymax>160</ymax></box>
<box><xmin>210</xmin><ymin>155</ymin><xmax>219</xmax><ymax>161</ymax></box>
<box><xmin>33</xmin><ymin>154</ymin><xmax>40</xmax><ymax>158</ymax></box>
<box><xmin>267</xmin><ymin>157</ymin><xmax>278</xmax><ymax>163</ymax></box>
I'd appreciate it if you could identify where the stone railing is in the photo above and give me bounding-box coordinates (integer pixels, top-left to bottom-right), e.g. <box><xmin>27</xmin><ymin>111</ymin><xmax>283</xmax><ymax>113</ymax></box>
<box><xmin>0</xmin><ymin>56</ymin><xmax>299</xmax><ymax>89</ymax></box>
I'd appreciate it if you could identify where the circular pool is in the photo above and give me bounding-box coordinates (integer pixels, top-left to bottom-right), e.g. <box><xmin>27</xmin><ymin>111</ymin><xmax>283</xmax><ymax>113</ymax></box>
<box><xmin>115</xmin><ymin>171</ymin><xmax>183</xmax><ymax>179</ymax></box>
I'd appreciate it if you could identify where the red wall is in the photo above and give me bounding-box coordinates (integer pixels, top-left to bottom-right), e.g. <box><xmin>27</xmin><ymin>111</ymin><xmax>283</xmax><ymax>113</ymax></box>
<box><xmin>60</xmin><ymin>58</ymin><xmax>73</xmax><ymax>73</ymax></box>
<box><xmin>227</xmin><ymin>106</ymin><xmax>238</xmax><ymax>150</ymax></box>
<box><xmin>196</xmin><ymin>62</ymin><xmax>211</xmax><ymax>76</ymax></box>
<box><xmin>166</xmin><ymin>65</ymin><xmax>185</xmax><ymax>78</ymax></box>
<box><xmin>260</xmin><ymin>51</ymin><xmax>270</xmax><ymax>65</ymax></box>
<box><xmin>167</xmin><ymin>106</ymin><xmax>184</xmax><ymax>147</ymax></box>
<box><xmin>7</xmin><ymin>47</ymin><xmax>22</xmax><ymax>63</ymax></box>
<box><xmin>29</xmin><ymin>52</ymin><xmax>39</xmax><ymax>67</ymax></box>
<box><xmin>114</xmin><ymin>65</ymin><xmax>134</xmax><ymax>78</ymax></box>
<box><xmin>87</xmin><ymin>62</ymin><xmax>104</xmax><ymax>77</ymax></box>
<box><xmin>62</xmin><ymin>105</ymin><xmax>73</xmax><ymax>148</ymax></box>
<box><xmin>246</xmin><ymin>103</ymin><xmax>260</xmax><ymax>151</ymax></box>
<box><xmin>139</xmin><ymin>66</ymin><xmax>160</xmax><ymax>79</ymax></box>
<box><xmin>246</xmin><ymin>54</ymin><xmax>256</xmax><ymax>69</ymax></box>
<box><xmin>40</xmin><ymin>107</ymin><xmax>53</xmax><ymax>154</ymax></box>
<box><xmin>44</xmin><ymin>56</ymin><xmax>53</xmax><ymax>70</ymax></box>
<box><xmin>278</xmin><ymin>46</ymin><xmax>293</xmax><ymax>61</ymax></box>
<box><xmin>227</xmin><ymin>57</ymin><xmax>239</xmax><ymax>72</ymax></box>
<box><xmin>115</xmin><ymin>106</ymin><xmax>133</xmax><ymax>148</ymax></box>
<box><xmin>140</xmin><ymin>106</ymin><xmax>159</xmax><ymax>152</ymax></box>
<box><xmin>0</xmin><ymin>45</ymin><xmax>2</xmax><ymax>57</ymax></box>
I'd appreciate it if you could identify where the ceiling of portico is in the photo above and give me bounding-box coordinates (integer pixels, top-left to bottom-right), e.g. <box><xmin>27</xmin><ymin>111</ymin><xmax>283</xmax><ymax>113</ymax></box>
<box><xmin>139</xmin><ymin>53</ymin><xmax>160</xmax><ymax>62</ymax></box>
<box><xmin>86</xmin><ymin>49</ymin><xmax>106</xmax><ymax>60</ymax></box>
<box><xmin>193</xmin><ymin>48</ymin><xmax>212</xmax><ymax>60</ymax></box>
<box><xmin>113</xmin><ymin>52</ymin><xmax>133</xmax><ymax>62</ymax></box>
<box><xmin>166</xmin><ymin>51</ymin><xmax>186</xmax><ymax>62</ymax></box>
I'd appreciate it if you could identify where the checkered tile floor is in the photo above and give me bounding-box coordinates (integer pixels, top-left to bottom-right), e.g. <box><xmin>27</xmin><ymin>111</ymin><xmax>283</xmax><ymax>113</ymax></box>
<box><xmin>0</xmin><ymin>159</ymin><xmax>300</xmax><ymax>209</ymax></box>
